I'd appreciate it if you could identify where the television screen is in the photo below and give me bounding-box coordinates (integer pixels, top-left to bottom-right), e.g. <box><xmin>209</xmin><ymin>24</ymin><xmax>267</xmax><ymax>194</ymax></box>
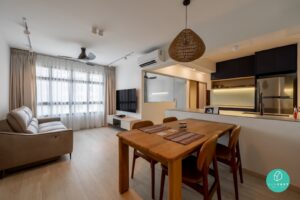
<box><xmin>116</xmin><ymin>89</ymin><xmax>137</xmax><ymax>113</ymax></box>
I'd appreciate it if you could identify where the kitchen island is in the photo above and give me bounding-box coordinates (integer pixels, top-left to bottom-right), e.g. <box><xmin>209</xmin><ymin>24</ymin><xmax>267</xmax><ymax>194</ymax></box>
<box><xmin>165</xmin><ymin>108</ymin><xmax>300</xmax><ymax>189</ymax></box>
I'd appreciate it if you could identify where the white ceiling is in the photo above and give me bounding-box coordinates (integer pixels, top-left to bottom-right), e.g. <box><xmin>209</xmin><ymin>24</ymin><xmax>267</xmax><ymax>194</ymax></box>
<box><xmin>0</xmin><ymin>0</ymin><xmax>300</xmax><ymax>66</ymax></box>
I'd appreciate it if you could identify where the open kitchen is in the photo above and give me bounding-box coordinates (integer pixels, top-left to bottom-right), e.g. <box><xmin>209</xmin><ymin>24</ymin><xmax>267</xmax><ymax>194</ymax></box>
<box><xmin>165</xmin><ymin>43</ymin><xmax>300</xmax><ymax>190</ymax></box>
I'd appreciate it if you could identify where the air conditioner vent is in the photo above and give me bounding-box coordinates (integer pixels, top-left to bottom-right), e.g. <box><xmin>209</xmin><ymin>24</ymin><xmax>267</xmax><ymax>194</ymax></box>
<box><xmin>137</xmin><ymin>49</ymin><xmax>165</xmax><ymax>68</ymax></box>
<box><xmin>139</xmin><ymin>60</ymin><xmax>157</xmax><ymax>67</ymax></box>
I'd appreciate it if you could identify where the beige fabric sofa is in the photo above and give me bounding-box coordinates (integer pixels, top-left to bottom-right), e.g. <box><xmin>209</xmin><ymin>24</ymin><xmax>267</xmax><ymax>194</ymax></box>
<box><xmin>0</xmin><ymin>106</ymin><xmax>73</xmax><ymax>177</ymax></box>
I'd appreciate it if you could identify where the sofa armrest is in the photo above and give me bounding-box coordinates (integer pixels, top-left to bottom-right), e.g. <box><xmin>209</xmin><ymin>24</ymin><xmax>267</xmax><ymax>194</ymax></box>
<box><xmin>0</xmin><ymin>130</ymin><xmax>73</xmax><ymax>170</ymax></box>
<box><xmin>38</xmin><ymin>117</ymin><xmax>61</xmax><ymax>124</ymax></box>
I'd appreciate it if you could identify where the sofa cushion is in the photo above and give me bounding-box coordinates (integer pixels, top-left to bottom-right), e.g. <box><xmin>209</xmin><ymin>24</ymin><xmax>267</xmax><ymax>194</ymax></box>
<box><xmin>38</xmin><ymin>121</ymin><xmax>67</xmax><ymax>133</ymax></box>
<box><xmin>7</xmin><ymin>106</ymin><xmax>33</xmax><ymax>133</ymax></box>
<box><xmin>26</xmin><ymin>118</ymin><xmax>39</xmax><ymax>134</ymax></box>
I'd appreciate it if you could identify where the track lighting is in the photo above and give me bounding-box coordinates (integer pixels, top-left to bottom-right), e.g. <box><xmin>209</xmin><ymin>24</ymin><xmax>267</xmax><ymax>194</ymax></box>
<box><xmin>22</xmin><ymin>17</ymin><xmax>33</xmax><ymax>51</ymax></box>
<box><xmin>107</xmin><ymin>51</ymin><xmax>134</xmax><ymax>67</ymax></box>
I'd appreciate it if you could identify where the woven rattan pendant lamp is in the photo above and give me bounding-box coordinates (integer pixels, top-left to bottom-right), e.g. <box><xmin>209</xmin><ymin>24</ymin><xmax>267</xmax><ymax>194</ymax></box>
<box><xmin>169</xmin><ymin>0</ymin><xmax>206</xmax><ymax>62</ymax></box>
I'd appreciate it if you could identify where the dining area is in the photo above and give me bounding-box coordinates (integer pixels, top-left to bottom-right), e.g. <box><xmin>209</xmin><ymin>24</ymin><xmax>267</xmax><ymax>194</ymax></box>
<box><xmin>117</xmin><ymin>117</ymin><xmax>243</xmax><ymax>200</ymax></box>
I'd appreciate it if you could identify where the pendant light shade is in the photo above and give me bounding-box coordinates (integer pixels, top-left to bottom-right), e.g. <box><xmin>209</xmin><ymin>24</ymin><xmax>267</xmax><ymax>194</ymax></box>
<box><xmin>169</xmin><ymin>0</ymin><xmax>206</xmax><ymax>62</ymax></box>
<box><xmin>169</xmin><ymin>28</ymin><xmax>205</xmax><ymax>62</ymax></box>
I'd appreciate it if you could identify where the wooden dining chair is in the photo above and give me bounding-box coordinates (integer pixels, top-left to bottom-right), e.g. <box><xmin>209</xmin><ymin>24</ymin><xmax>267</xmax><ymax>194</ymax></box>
<box><xmin>159</xmin><ymin>135</ymin><xmax>221</xmax><ymax>200</ymax></box>
<box><xmin>131</xmin><ymin>120</ymin><xmax>157</xmax><ymax>199</ymax></box>
<box><xmin>216</xmin><ymin>126</ymin><xmax>243</xmax><ymax>200</ymax></box>
<box><xmin>162</xmin><ymin>117</ymin><xmax>178</xmax><ymax>123</ymax></box>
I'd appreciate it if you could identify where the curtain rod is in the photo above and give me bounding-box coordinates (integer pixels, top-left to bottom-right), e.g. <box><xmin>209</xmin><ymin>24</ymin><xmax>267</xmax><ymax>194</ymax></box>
<box><xmin>36</xmin><ymin>52</ymin><xmax>109</xmax><ymax>68</ymax></box>
<box><xmin>10</xmin><ymin>47</ymin><xmax>115</xmax><ymax>70</ymax></box>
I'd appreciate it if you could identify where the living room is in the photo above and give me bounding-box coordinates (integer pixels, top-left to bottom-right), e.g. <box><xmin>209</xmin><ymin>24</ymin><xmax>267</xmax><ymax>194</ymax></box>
<box><xmin>1</xmin><ymin>1</ymin><xmax>300</xmax><ymax>200</ymax></box>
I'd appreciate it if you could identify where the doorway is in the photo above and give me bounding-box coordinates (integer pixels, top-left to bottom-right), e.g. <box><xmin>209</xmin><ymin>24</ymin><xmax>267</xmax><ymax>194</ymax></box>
<box><xmin>189</xmin><ymin>80</ymin><xmax>207</xmax><ymax>109</ymax></box>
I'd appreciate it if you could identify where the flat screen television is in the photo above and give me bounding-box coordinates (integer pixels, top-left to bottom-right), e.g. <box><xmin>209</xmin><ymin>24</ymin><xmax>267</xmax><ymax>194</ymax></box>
<box><xmin>116</xmin><ymin>89</ymin><xmax>137</xmax><ymax>113</ymax></box>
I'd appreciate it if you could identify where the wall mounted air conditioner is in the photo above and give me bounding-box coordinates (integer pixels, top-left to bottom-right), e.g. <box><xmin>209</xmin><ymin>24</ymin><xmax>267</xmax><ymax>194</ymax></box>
<box><xmin>137</xmin><ymin>49</ymin><xmax>165</xmax><ymax>68</ymax></box>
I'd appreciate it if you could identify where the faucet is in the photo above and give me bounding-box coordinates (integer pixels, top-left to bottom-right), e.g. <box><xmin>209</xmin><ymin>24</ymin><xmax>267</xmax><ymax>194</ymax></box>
<box><xmin>259</xmin><ymin>92</ymin><xmax>264</xmax><ymax>115</ymax></box>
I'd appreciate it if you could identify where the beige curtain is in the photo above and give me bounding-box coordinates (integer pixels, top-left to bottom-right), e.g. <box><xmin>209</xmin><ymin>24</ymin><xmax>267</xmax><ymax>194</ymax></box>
<box><xmin>9</xmin><ymin>48</ymin><xmax>37</xmax><ymax>115</ymax></box>
<box><xmin>104</xmin><ymin>67</ymin><xmax>116</xmax><ymax>124</ymax></box>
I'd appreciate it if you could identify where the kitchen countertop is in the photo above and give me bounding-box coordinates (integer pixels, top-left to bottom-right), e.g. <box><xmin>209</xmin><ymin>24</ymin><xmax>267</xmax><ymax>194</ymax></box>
<box><xmin>167</xmin><ymin>108</ymin><xmax>300</xmax><ymax>123</ymax></box>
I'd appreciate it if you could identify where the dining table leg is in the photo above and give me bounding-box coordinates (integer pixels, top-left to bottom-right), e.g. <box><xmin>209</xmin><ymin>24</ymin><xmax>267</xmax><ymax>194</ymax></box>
<box><xmin>168</xmin><ymin>158</ymin><xmax>182</xmax><ymax>200</ymax></box>
<box><xmin>119</xmin><ymin>139</ymin><xmax>129</xmax><ymax>194</ymax></box>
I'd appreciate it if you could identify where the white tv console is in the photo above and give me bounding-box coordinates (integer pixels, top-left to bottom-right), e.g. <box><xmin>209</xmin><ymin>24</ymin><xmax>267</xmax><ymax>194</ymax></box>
<box><xmin>107</xmin><ymin>115</ymin><xmax>140</xmax><ymax>130</ymax></box>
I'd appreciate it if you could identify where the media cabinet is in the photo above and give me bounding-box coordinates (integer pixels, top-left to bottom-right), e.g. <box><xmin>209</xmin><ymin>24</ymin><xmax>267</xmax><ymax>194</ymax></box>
<box><xmin>107</xmin><ymin>115</ymin><xmax>140</xmax><ymax>130</ymax></box>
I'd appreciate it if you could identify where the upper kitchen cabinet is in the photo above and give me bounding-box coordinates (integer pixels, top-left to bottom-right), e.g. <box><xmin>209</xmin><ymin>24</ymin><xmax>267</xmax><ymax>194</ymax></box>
<box><xmin>255</xmin><ymin>44</ymin><xmax>297</xmax><ymax>76</ymax></box>
<box><xmin>211</xmin><ymin>55</ymin><xmax>255</xmax><ymax>80</ymax></box>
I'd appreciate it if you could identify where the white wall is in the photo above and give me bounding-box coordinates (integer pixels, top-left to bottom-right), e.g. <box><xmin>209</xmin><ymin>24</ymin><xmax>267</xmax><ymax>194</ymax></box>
<box><xmin>116</xmin><ymin>55</ymin><xmax>142</xmax><ymax>119</ymax></box>
<box><xmin>142</xmin><ymin>102</ymin><xmax>175</xmax><ymax>124</ymax></box>
<box><xmin>0</xmin><ymin>36</ymin><xmax>10</xmax><ymax>119</ymax></box>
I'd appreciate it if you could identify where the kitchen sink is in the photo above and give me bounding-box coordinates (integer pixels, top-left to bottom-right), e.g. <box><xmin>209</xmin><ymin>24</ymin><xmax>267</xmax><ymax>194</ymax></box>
<box><xmin>243</xmin><ymin>112</ymin><xmax>290</xmax><ymax>117</ymax></box>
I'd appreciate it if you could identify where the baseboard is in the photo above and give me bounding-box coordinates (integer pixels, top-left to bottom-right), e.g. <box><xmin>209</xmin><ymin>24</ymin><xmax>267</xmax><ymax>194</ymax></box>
<box><xmin>243</xmin><ymin>168</ymin><xmax>300</xmax><ymax>193</ymax></box>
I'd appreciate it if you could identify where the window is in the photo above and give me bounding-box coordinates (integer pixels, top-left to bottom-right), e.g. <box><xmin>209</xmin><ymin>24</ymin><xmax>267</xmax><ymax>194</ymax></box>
<box><xmin>36</xmin><ymin>66</ymin><xmax>104</xmax><ymax>117</ymax></box>
<box><xmin>144</xmin><ymin>72</ymin><xmax>187</xmax><ymax>109</ymax></box>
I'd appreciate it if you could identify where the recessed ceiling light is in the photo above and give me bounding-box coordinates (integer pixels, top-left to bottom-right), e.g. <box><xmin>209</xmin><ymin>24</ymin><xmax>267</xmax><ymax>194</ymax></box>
<box><xmin>92</xmin><ymin>26</ymin><xmax>104</xmax><ymax>36</ymax></box>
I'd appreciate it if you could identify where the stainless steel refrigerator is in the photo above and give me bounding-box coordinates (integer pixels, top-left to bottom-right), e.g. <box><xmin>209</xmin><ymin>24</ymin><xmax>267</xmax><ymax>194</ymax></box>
<box><xmin>256</xmin><ymin>74</ymin><xmax>297</xmax><ymax>114</ymax></box>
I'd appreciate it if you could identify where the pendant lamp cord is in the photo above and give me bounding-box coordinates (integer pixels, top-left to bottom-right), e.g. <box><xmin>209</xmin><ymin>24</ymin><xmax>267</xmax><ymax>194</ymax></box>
<box><xmin>185</xmin><ymin>5</ymin><xmax>188</xmax><ymax>29</ymax></box>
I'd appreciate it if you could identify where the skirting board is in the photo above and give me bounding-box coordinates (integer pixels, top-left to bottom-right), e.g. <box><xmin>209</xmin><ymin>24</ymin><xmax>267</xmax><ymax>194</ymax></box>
<box><xmin>243</xmin><ymin>168</ymin><xmax>300</xmax><ymax>193</ymax></box>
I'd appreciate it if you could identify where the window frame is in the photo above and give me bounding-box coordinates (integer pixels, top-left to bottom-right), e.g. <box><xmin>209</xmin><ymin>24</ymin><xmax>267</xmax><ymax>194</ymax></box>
<box><xmin>36</xmin><ymin>65</ymin><xmax>104</xmax><ymax>117</ymax></box>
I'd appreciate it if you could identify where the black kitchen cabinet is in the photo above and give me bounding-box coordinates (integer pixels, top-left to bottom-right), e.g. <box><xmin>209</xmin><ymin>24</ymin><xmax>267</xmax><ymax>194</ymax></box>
<box><xmin>255</xmin><ymin>44</ymin><xmax>297</xmax><ymax>76</ymax></box>
<box><xmin>211</xmin><ymin>55</ymin><xmax>255</xmax><ymax>80</ymax></box>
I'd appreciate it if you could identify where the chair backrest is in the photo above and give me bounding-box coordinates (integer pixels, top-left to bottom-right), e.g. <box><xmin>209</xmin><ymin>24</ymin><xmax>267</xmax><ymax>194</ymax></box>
<box><xmin>228</xmin><ymin>126</ymin><xmax>241</xmax><ymax>150</ymax></box>
<box><xmin>132</xmin><ymin>120</ymin><xmax>154</xmax><ymax>130</ymax></box>
<box><xmin>197</xmin><ymin>134</ymin><xmax>218</xmax><ymax>171</ymax></box>
<box><xmin>163</xmin><ymin>117</ymin><xmax>178</xmax><ymax>123</ymax></box>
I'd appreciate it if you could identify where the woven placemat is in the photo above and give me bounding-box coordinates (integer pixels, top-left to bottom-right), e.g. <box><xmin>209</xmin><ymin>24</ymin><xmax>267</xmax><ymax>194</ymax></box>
<box><xmin>138</xmin><ymin>125</ymin><xmax>170</xmax><ymax>134</ymax></box>
<box><xmin>164</xmin><ymin>131</ymin><xmax>204</xmax><ymax>145</ymax></box>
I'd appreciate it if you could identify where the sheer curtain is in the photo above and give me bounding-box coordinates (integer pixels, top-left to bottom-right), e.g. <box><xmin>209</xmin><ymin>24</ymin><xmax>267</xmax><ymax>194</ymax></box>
<box><xmin>36</xmin><ymin>55</ymin><xmax>105</xmax><ymax>130</ymax></box>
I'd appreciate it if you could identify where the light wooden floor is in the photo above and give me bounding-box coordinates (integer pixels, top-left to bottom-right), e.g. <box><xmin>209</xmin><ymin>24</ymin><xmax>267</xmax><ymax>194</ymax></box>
<box><xmin>0</xmin><ymin>127</ymin><xmax>299</xmax><ymax>200</ymax></box>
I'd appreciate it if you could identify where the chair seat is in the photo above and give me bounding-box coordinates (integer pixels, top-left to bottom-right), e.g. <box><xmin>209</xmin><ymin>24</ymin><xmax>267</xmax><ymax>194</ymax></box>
<box><xmin>216</xmin><ymin>143</ymin><xmax>232</xmax><ymax>162</ymax></box>
<box><xmin>162</xmin><ymin>156</ymin><xmax>203</xmax><ymax>184</ymax></box>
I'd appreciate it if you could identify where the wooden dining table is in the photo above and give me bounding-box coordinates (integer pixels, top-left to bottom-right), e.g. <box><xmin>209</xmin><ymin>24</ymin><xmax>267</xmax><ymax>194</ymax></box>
<box><xmin>117</xmin><ymin>118</ymin><xmax>235</xmax><ymax>200</ymax></box>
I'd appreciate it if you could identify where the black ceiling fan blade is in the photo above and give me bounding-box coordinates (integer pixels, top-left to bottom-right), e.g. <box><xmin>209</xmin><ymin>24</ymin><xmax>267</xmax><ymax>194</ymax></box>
<box><xmin>87</xmin><ymin>52</ymin><xmax>96</xmax><ymax>60</ymax></box>
<box><xmin>148</xmin><ymin>76</ymin><xmax>157</xmax><ymax>79</ymax></box>
<box><xmin>77</xmin><ymin>47</ymin><xmax>96</xmax><ymax>60</ymax></box>
<box><xmin>144</xmin><ymin>73</ymin><xmax>157</xmax><ymax>79</ymax></box>
<box><xmin>58</xmin><ymin>48</ymin><xmax>96</xmax><ymax>63</ymax></box>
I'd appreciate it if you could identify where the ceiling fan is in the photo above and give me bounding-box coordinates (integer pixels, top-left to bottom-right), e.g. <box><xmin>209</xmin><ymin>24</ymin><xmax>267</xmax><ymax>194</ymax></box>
<box><xmin>59</xmin><ymin>47</ymin><xmax>97</xmax><ymax>66</ymax></box>
<box><xmin>144</xmin><ymin>72</ymin><xmax>157</xmax><ymax>79</ymax></box>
